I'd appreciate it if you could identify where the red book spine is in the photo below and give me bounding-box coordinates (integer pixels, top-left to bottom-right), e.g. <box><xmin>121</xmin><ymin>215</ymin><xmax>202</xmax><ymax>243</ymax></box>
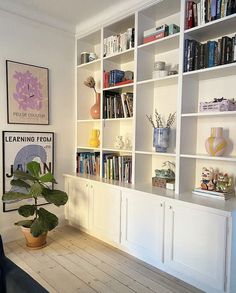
<box><xmin>143</xmin><ymin>32</ymin><xmax>165</xmax><ymax>44</ymax></box>
<box><xmin>187</xmin><ymin>1</ymin><xmax>194</xmax><ymax>29</ymax></box>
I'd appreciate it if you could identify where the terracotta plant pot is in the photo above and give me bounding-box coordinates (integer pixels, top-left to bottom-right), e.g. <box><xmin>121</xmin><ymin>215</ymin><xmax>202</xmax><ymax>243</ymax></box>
<box><xmin>21</xmin><ymin>227</ymin><xmax>47</xmax><ymax>249</ymax></box>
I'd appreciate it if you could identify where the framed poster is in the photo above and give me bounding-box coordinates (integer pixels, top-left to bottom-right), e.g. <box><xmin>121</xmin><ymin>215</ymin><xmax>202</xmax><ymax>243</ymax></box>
<box><xmin>2</xmin><ymin>131</ymin><xmax>54</xmax><ymax>212</ymax></box>
<box><xmin>6</xmin><ymin>60</ymin><xmax>49</xmax><ymax>125</ymax></box>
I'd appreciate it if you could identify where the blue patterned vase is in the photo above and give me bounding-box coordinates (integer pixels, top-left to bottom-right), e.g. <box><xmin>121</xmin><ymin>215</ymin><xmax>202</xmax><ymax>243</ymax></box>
<box><xmin>153</xmin><ymin>128</ymin><xmax>170</xmax><ymax>152</ymax></box>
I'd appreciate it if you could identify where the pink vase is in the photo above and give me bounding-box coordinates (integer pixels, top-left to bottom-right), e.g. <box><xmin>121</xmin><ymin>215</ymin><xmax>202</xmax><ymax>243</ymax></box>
<box><xmin>205</xmin><ymin>127</ymin><xmax>227</xmax><ymax>156</ymax></box>
<box><xmin>90</xmin><ymin>93</ymin><xmax>100</xmax><ymax>119</ymax></box>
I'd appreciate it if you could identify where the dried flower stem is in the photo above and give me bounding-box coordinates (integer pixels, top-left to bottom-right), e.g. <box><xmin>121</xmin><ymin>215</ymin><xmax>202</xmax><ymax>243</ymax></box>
<box><xmin>84</xmin><ymin>76</ymin><xmax>97</xmax><ymax>94</ymax></box>
<box><xmin>146</xmin><ymin>109</ymin><xmax>176</xmax><ymax>128</ymax></box>
<box><xmin>146</xmin><ymin>114</ymin><xmax>155</xmax><ymax>128</ymax></box>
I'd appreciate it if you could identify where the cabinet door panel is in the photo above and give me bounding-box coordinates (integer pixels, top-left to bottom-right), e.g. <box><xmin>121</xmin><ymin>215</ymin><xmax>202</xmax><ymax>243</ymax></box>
<box><xmin>90</xmin><ymin>182</ymin><xmax>121</xmax><ymax>243</ymax></box>
<box><xmin>66</xmin><ymin>178</ymin><xmax>89</xmax><ymax>229</ymax></box>
<box><xmin>121</xmin><ymin>191</ymin><xmax>164</xmax><ymax>266</ymax></box>
<box><xmin>165</xmin><ymin>203</ymin><xmax>227</xmax><ymax>291</ymax></box>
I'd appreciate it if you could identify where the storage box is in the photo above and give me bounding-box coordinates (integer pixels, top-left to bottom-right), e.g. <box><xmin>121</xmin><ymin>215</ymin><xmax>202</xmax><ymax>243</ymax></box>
<box><xmin>168</xmin><ymin>24</ymin><xmax>180</xmax><ymax>35</ymax></box>
<box><xmin>199</xmin><ymin>100</ymin><xmax>236</xmax><ymax>112</ymax></box>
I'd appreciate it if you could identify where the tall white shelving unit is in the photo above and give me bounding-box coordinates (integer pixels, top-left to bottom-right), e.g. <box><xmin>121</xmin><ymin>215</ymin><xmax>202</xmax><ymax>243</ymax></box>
<box><xmin>75</xmin><ymin>0</ymin><xmax>236</xmax><ymax>196</ymax></box>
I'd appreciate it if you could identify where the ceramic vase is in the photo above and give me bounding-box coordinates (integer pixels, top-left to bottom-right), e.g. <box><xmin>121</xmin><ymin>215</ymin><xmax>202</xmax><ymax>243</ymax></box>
<box><xmin>205</xmin><ymin>127</ymin><xmax>227</xmax><ymax>156</ymax></box>
<box><xmin>89</xmin><ymin>129</ymin><xmax>100</xmax><ymax>148</ymax></box>
<box><xmin>90</xmin><ymin>93</ymin><xmax>100</xmax><ymax>119</ymax></box>
<box><xmin>153</xmin><ymin>128</ymin><xmax>170</xmax><ymax>152</ymax></box>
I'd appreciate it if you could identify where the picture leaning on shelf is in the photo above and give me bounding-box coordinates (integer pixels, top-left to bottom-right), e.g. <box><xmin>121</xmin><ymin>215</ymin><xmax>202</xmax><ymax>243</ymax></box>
<box><xmin>186</xmin><ymin>0</ymin><xmax>236</xmax><ymax>30</ymax></box>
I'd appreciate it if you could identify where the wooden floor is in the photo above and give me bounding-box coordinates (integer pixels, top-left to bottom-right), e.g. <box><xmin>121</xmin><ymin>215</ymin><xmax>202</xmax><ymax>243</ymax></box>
<box><xmin>5</xmin><ymin>225</ymin><xmax>204</xmax><ymax>293</ymax></box>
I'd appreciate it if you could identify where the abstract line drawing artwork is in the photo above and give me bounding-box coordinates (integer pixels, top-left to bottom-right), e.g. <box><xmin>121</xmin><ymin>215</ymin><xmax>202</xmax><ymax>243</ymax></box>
<box><xmin>2</xmin><ymin>131</ymin><xmax>54</xmax><ymax>212</ymax></box>
<box><xmin>6</xmin><ymin>60</ymin><xmax>49</xmax><ymax>125</ymax></box>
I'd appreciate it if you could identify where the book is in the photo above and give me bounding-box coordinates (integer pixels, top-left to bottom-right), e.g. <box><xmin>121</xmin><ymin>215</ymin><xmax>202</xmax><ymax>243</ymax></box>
<box><xmin>143</xmin><ymin>32</ymin><xmax>166</xmax><ymax>44</ymax></box>
<box><xmin>211</xmin><ymin>0</ymin><xmax>217</xmax><ymax>20</ymax></box>
<box><xmin>193</xmin><ymin>188</ymin><xmax>235</xmax><ymax>200</ymax></box>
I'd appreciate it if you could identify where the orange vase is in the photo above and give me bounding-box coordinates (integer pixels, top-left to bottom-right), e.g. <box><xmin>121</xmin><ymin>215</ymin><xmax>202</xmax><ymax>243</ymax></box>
<box><xmin>90</xmin><ymin>93</ymin><xmax>100</xmax><ymax>119</ymax></box>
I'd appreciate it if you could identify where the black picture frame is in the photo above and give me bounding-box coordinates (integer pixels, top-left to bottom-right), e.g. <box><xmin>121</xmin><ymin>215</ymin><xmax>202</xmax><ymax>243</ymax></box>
<box><xmin>6</xmin><ymin>60</ymin><xmax>49</xmax><ymax>125</ymax></box>
<box><xmin>2</xmin><ymin>131</ymin><xmax>54</xmax><ymax>212</ymax></box>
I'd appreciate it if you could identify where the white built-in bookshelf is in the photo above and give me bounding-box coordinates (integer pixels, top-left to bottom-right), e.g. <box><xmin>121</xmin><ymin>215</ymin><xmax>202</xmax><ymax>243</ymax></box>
<box><xmin>75</xmin><ymin>0</ymin><xmax>236</xmax><ymax>195</ymax></box>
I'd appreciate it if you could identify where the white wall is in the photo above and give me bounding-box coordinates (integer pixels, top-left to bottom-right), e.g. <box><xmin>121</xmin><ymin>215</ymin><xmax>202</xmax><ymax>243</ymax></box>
<box><xmin>0</xmin><ymin>10</ymin><xmax>75</xmax><ymax>242</ymax></box>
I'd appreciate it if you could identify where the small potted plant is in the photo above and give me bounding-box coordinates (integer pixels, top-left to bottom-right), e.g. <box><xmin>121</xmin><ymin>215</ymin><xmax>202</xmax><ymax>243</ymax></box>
<box><xmin>84</xmin><ymin>76</ymin><xmax>100</xmax><ymax>119</ymax></box>
<box><xmin>146</xmin><ymin>110</ymin><xmax>176</xmax><ymax>152</ymax></box>
<box><xmin>2</xmin><ymin>161</ymin><xmax>68</xmax><ymax>249</ymax></box>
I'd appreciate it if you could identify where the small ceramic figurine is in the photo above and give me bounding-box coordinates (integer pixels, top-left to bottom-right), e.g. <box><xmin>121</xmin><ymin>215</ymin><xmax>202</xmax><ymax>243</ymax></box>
<box><xmin>114</xmin><ymin>136</ymin><xmax>124</xmax><ymax>149</ymax></box>
<box><xmin>124</xmin><ymin>136</ymin><xmax>132</xmax><ymax>150</ymax></box>
<box><xmin>200</xmin><ymin>167</ymin><xmax>215</xmax><ymax>190</ymax></box>
<box><xmin>216</xmin><ymin>173</ymin><xmax>232</xmax><ymax>193</ymax></box>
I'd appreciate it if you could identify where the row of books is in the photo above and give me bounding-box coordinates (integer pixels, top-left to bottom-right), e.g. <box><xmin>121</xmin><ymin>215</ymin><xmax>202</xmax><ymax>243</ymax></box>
<box><xmin>76</xmin><ymin>152</ymin><xmax>100</xmax><ymax>176</ymax></box>
<box><xmin>103</xmin><ymin>92</ymin><xmax>133</xmax><ymax>119</ymax></box>
<box><xmin>186</xmin><ymin>0</ymin><xmax>236</xmax><ymax>29</ymax></box>
<box><xmin>103</xmin><ymin>69</ymin><xmax>133</xmax><ymax>88</ymax></box>
<box><xmin>143</xmin><ymin>24</ymin><xmax>180</xmax><ymax>44</ymax></box>
<box><xmin>103</xmin><ymin>28</ymin><xmax>135</xmax><ymax>57</ymax></box>
<box><xmin>184</xmin><ymin>35</ymin><xmax>236</xmax><ymax>72</ymax></box>
<box><xmin>103</xmin><ymin>154</ymin><xmax>132</xmax><ymax>183</ymax></box>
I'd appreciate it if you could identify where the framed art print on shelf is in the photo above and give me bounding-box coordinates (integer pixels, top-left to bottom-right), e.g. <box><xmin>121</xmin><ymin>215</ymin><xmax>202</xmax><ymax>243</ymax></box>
<box><xmin>6</xmin><ymin>60</ymin><xmax>49</xmax><ymax>125</ymax></box>
<box><xmin>2</xmin><ymin>131</ymin><xmax>54</xmax><ymax>212</ymax></box>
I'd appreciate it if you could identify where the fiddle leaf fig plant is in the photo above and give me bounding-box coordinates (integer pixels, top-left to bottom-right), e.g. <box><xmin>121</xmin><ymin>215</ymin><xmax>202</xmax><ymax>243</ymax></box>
<box><xmin>2</xmin><ymin>161</ymin><xmax>68</xmax><ymax>237</ymax></box>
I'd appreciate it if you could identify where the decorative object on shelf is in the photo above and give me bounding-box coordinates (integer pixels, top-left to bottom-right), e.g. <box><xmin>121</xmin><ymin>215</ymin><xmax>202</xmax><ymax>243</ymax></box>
<box><xmin>152</xmin><ymin>61</ymin><xmax>178</xmax><ymax>79</ymax></box>
<box><xmin>2</xmin><ymin>131</ymin><xmax>54</xmax><ymax>212</ymax></box>
<box><xmin>81</xmin><ymin>52</ymin><xmax>90</xmax><ymax>64</ymax></box>
<box><xmin>152</xmin><ymin>161</ymin><xmax>175</xmax><ymax>189</ymax></box>
<box><xmin>2</xmin><ymin>161</ymin><xmax>68</xmax><ymax>248</ymax></box>
<box><xmin>88</xmin><ymin>52</ymin><xmax>97</xmax><ymax>62</ymax></box>
<box><xmin>124</xmin><ymin>134</ymin><xmax>132</xmax><ymax>150</ymax></box>
<box><xmin>193</xmin><ymin>167</ymin><xmax>234</xmax><ymax>200</ymax></box>
<box><xmin>6</xmin><ymin>60</ymin><xmax>49</xmax><ymax>125</ymax></box>
<box><xmin>199</xmin><ymin>98</ymin><xmax>236</xmax><ymax>112</ymax></box>
<box><xmin>114</xmin><ymin>135</ymin><xmax>124</xmax><ymax>149</ymax></box>
<box><xmin>205</xmin><ymin>127</ymin><xmax>227</xmax><ymax>156</ymax></box>
<box><xmin>84</xmin><ymin>76</ymin><xmax>100</xmax><ymax>119</ymax></box>
<box><xmin>146</xmin><ymin>110</ymin><xmax>176</xmax><ymax>152</ymax></box>
<box><xmin>89</xmin><ymin>129</ymin><xmax>100</xmax><ymax>148</ymax></box>
<box><xmin>154</xmin><ymin>61</ymin><xmax>165</xmax><ymax>71</ymax></box>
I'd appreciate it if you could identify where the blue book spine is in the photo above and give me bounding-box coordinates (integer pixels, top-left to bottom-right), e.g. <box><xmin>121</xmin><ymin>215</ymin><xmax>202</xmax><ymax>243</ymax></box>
<box><xmin>208</xmin><ymin>41</ymin><xmax>216</xmax><ymax>67</ymax></box>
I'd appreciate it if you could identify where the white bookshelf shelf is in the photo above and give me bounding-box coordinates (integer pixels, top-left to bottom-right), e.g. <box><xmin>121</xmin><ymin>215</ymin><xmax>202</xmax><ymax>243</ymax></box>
<box><xmin>103</xmin><ymin>148</ymin><xmax>132</xmax><ymax>153</ymax></box>
<box><xmin>77</xmin><ymin>119</ymin><xmax>101</xmax><ymax>123</ymax></box>
<box><xmin>103</xmin><ymin>83</ymin><xmax>134</xmax><ymax>91</ymax></box>
<box><xmin>180</xmin><ymin>154</ymin><xmax>236</xmax><ymax>162</ymax></box>
<box><xmin>181</xmin><ymin>111</ymin><xmax>236</xmax><ymax>118</ymax></box>
<box><xmin>104</xmin><ymin>117</ymin><xmax>133</xmax><ymax>122</ymax></box>
<box><xmin>183</xmin><ymin>62</ymin><xmax>236</xmax><ymax>80</ymax></box>
<box><xmin>137</xmin><ymin>74</ymin><xmax>179</xmax><ymax>86</ymax></box>
<box><xmin>77</xmin><ymin>59</ymin><xmax>101</xmax><ymax>70</ymax></box>
<box><xmin>77</xmin><ymin>146</ymin><xmax>100</xmax><ymax>151</ymax></box>
<box><xmin>138</xmin><ymin>33</ymin><xmax>180</xmax><ymax>54</ymax></box>
<box><xmin>136</xmin><ymin>151</ymin><xmax>176</xmax><ymax>157</ymax></box>
<box><xmin>184</xmin><ymin>14</ymin><xmax>236</xmax><ymax>42</ymax></box>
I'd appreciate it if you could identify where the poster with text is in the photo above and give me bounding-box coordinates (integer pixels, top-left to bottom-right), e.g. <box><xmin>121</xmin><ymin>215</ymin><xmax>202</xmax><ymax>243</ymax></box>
<box><xmin>2</xmin><ymin>131</ymin><xmax>54</xmax><ymax>212</ymax></box>
<box><xmin>6</xmin><ymin>60</ymin><xmax>49</xmax><ymax>125</ymax></box>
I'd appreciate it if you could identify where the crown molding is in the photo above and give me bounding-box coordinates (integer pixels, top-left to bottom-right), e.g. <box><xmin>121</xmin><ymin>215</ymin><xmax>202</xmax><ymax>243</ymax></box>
<box><xmin>76</xmin><ymin>0</ymin><xmax>162</xmax><ymax>38</ymax></box>
<box><xmin>0</xmin><ymin>1</ymin><xmax>76</xmax><ymax>35</ymax></box>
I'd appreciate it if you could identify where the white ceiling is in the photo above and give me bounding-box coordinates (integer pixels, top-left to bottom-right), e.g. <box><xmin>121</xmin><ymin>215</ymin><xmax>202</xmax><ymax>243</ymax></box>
<box><xmin>0</xmin><ymin>0</ymin><xmax>152</xmax><ymax>34</ymax></box>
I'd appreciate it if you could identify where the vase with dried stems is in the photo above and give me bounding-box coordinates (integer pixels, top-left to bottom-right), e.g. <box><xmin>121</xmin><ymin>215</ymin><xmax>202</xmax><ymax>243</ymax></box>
<box><xmin>84</xmin><ymin>76</ymin><xmax>100</xmax><ymax>119</ymax></box>
<box><xmin>146</xmin><ymin>110</ymin><xmax>176</xmax><ymax>152</ymax></box>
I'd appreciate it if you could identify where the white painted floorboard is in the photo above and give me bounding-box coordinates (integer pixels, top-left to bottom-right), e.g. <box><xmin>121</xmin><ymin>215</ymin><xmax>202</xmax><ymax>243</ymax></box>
<box><xmin>5</xmin><ymin>226</ymin><xmax>204</xmax><ymax>293</ymax></box>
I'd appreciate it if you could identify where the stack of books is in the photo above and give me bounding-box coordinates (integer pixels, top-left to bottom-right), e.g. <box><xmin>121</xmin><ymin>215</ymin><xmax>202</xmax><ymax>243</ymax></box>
<box><xmin>103</xmin><ymin>69</ymin><xmax>133</xmax><ymax>88</ymax></box>
<box><xmin>103</xmin><ymin>91</ymin><xmax>133</xmax><ymax>119</ymax></box>
<box><xmin>103</xmin><ymin>28</ymin><xmax>135</xmax><ymax>57</ymax></box>
<box><xmin>103</xmin><ymin>154</ymin><xmax>132</xmax><ymax>183</ymax></box>
<box><xmin>76</xmin><ymin>152</ymin><xmax>100</xmax><ymax>176</ymax></box>
<box><xmin>184</xmin><ymin>35</ymin><xmax>236</xmax><ymax>72</ymax></box>
<box><xmin>192</xmin><ymin>188</ymin><xmax>235</xmax><ymax>200</ymax></box>
<box><xmin>186</xmin><ymin>0</ymin><xmax>236</xmax><ymax>30</ymax></box>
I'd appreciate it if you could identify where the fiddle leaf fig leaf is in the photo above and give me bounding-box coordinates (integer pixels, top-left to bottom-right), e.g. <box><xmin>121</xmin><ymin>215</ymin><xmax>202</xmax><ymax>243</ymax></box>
<box><xmin>27</xmin><ymin>161</ymin><xmax>41</xmax><ymax>178</ymax></box>
<box><xmin>38</xmin><ymin>208</ymin><xmax>58</xmax><ymax>231</ymax></box>
<box><xmin>15</xmin><ymin>220</ymin><xmax>33</xmax><ymax>228</ymax></box>
<box><xmin>18</xmin><ymin>205</ymin><xmax>36</xmax><ymax>217</ymax></box>
<box><xmin>2</xmin><ymin>192</ymin><xmax>32</xmax><ymax>202</ymax></box>
<box><xmin>13</xmin><ymin>170</ymin><xmax>35</xmax><ymax>181</ymax></box>
<box><xmin>40</xmin><ymin>172</ymin><xmax>57</xmax><ymax>184</ymax></box>
<box><xmin>30</xmin><ymin>182</ymin><xmax>43</xmax><ymax>198</ymax></box>
<box><xmin>10</xmin><ymin>179</ymin><xmax>31</xmax><ymax>189</ymax></box>
<box><xmin>42</xmin><ymin>188</ymin><xmax>68</xmax><ymax>206</ymax></box>
<box><xmin>30</xmin><ymin>218</ymin><xmax>46</xmax><ymax>237</ymax></box>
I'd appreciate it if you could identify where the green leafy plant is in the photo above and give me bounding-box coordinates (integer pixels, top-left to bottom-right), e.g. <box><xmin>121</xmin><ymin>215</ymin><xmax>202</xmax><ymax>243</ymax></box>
<box><xmin>2</xmin><ymin>161</ymin><xmax>68</xmax><ymax>237</ymax></box>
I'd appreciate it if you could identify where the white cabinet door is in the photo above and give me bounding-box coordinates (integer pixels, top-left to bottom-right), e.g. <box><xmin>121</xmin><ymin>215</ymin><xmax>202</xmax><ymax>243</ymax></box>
<box><xmin>89</xmin><ymin>181</ymin><xmax>121</xmax><ymax>244</ymax></box>
<box><xmin>165</xmin><ymin>202</ymin><xmax>228</xmax><ymax>291</ymax></box>
<box><xmin>121</xmin><ymin>190</ymin><xmax>164</xmax><ymax>266</ymax></box>
<box><xmin>65</xmin><ymin>177</ymin><xmax>89</xmax><ymax>230</ymax></box>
